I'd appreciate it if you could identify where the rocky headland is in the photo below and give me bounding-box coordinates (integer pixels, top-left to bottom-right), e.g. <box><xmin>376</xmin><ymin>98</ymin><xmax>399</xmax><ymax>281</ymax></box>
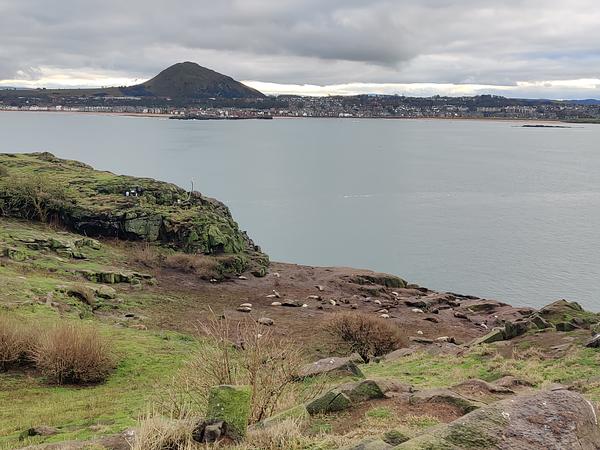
<box><xmin>1</xmin><ymin>154</ymin><xmax>600</xmax><ymax>450</ymax></box>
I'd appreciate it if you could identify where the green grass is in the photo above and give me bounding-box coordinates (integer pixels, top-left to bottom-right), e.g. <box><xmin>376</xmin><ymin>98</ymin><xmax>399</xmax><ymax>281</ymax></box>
<box><xmin>362</xmin><ymin>345</ymin><xmax>600</xmax><ymax>400</ymax></box>
<box><xmin>0</xmin><ymin>308</ymin><xmax>197</xmax><ymax>449</ymax></box>
<box><xmin>365</xmin><ymin>406</ymin><xmax>393</xmax><ymax>419</ymax></box>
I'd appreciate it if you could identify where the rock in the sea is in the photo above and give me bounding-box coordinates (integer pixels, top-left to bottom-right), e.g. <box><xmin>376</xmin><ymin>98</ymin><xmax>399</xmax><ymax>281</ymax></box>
<box><xmin>397</xmin><ymin>389</ymin><xmax>600</xmax><ymax>449</ymax></box>
<box><xmin>203</xmin><ymin>385</ymin><xmax>251</xmax><ymax>441</ymax></box>
<box><xmin>298</xmin><ymin>356</ymin><xmax>364</xmax><ymax>379</ymax></box>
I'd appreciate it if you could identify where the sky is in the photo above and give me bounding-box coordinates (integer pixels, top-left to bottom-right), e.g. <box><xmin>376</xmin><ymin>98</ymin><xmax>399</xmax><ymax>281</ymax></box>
<box><xmin>1</xmin><ymin>0</ymin><xmax>600</xmax><ymax>98</ymax></box>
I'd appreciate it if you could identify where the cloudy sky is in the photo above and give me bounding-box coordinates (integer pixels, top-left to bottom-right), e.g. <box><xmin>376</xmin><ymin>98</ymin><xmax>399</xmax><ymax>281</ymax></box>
<box><xmin>1</xmin><ymin>0</ymin><xmax>600</xmax><ymax>98</ymax></box>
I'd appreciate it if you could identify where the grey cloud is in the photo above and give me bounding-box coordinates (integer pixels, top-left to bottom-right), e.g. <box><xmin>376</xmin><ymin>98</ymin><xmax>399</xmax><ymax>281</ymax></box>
<box><xmin>1</xmin><ymin>0</ymin><xmax>600</xmax><ymax>89</ymax></box>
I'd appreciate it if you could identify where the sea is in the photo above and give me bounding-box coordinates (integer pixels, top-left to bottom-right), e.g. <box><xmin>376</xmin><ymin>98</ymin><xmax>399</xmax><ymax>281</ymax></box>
<box><xmin>1</xmin><ymin>111</ymin><xmax>600</xmax><ymax>310</ymax></box>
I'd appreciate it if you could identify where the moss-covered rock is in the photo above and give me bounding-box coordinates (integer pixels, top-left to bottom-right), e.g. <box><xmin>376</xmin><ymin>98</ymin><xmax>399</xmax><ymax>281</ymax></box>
<box><xmin>206</xmin><ymin>385</ymin><xmax>251</xmax><ymax>441</ymax></box>
<box><xmin>539</xmin><ymin>299</ymin><xmax>600</xmax><ymax>326</ymax></box>
<box><xmin>0</xmin><ymin>153</ymin><xmax>269</xmax><ymax>276</ymax></box>
<box><xmin>350</xmin><ymin>273</ymin><xmax>407</xmax><ymax>288</ymax></box>
<box><xmin>306</xmin><ymin>390</ymin><xmax>353</xmax><ymax>415</ymax></box>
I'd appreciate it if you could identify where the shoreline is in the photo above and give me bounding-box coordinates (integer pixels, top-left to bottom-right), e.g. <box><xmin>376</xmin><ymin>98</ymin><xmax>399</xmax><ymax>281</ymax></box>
<box><xmin>0</xmin><ymin>109</ymin><xmax>574</xmax><ymax>124</ymax></box>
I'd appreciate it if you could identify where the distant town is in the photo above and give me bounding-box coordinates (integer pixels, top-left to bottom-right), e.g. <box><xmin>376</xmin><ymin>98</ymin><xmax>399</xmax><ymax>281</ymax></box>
<box><xmin>1</xmin><ymin>91</ymin><xmax>600</xmax><ymax>122</ymax></box>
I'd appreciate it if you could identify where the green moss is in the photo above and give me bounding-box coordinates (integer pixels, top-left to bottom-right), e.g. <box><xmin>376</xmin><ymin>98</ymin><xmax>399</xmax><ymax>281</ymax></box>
<box><xmin>366</xmin><ymin>407</ymin><xmax>393</xmax><ymax>419</ymax></box>
<box><xmin>206</xmin><ymin>385</ymin><xmax>252</xmax><ymax>440</ymax></box>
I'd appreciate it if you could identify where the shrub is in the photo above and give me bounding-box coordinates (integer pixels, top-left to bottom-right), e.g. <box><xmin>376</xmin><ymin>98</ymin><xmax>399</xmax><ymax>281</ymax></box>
<box><xmin>157</xmin><ymin>313</ymin><xmax>312</xmax><ymax>423</ymax></box>
<box><xmin>326</xmin><ymin>313</ymin><xmax>404</xmax><ymax>363</ymax></box>
<box><xmin>0</xmin><ymin>315</ymin><xmax>34</xmax><ymax>370</ymax></box>
<box><xmin>0</xmin><ymin>165</ymin><xmax>8</xmax><ymax>177</ymax></box>
<box><xmin>31</xmin><ymin>322</ymin><xmax>114</xmax><ymax>384</ymax></box>
<box><xmin>0</xmin><ymin>173</ymin><xmax>68</xmax><ymax>222</ymax></box>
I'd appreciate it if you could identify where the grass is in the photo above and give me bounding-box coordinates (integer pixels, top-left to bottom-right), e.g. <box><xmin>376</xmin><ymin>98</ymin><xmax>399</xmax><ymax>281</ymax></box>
<box><xmin>362</xmin><ymin>345</ymin><xmax>600</xmax><ymax>400</ymax></box>
<box><xmin>0</xmin><ymin>308</ymin><xmax>197</xmax><ymax>449</ymax></box>
<box><xmin>365</xmin><ymin>406</ymin><xmax>393</xmax><ymax>419</ymax></box>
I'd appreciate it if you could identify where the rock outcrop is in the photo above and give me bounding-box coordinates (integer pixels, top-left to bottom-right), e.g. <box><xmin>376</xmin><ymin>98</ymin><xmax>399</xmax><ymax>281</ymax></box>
<box><xmin>397</xmin><ymin>388</ymin><xmax>600</xmax><ymax>449</ymax></box>
<box><xmin>0</xmin><ymin>153</ymin><xmax>268</xmax><ymax>276</ymax></box>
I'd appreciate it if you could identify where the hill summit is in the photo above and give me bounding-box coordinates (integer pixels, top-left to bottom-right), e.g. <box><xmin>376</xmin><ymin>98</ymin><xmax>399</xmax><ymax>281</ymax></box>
<box><xmin>122</xmin><ymin>62</ymin><xmax>264</xmax><ymax>99</ymax></box>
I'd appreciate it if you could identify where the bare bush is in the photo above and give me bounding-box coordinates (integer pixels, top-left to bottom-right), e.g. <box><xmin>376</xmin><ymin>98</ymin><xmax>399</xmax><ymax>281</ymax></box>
<box><xmin>0</xmin><ymin>315</ymin><xmax>34</xmax><ymax>370</ymax></box>
<box><xmin>157</xmin><ymin>312</ymin><xmax>311</xmax><ymax>423</ymax></box>
<box><xmin>326</xmin><ymin>313</ymin><xmax>404</xmax><ymax>363</ymax></box>
<box><xmin>31</xmin><ymin>322</ymin><xmax>114</xmax><ymax>384</ymax></box>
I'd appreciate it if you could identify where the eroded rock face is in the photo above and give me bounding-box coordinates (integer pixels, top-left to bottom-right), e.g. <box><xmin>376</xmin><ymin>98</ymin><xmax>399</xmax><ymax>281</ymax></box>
<box><xmin>397</xmin><ymin>389</ymin><xmax>600</xmax><ymax>449</ymax></box>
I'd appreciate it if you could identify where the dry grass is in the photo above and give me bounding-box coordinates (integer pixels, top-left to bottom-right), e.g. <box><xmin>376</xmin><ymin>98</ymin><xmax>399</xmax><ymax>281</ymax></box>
<box><xmin>0</xmin><ymin>315</ymin><xmax>35</xmax><ymax>370</ymax></box>
<box><xmin>30</xmin><ymin>322</ymin><xmax>115</xmax><ymax>384</ymax></box>
<box><xmin>156</xmin><ymin>312</ymin><xmax>316</xmax><ymax>424</ymax></box>
<box><xmin>129</xmin><ymin>244</ymin><xmax>220</xmax><ymax>278</ymax></box>
<box><xmin>132</xmin><ymin>414</ymin><xmax>196</xmax><ymax>450</ymax></box>
<box><xmin>326</xmin><ymin>312</ymin><xmax>404</xmax><ymax>362</ymax></box>
<box><xmin>238</xmin><ymin>418</ymin><xmax>344</xmax><ymax>450</ymax></box>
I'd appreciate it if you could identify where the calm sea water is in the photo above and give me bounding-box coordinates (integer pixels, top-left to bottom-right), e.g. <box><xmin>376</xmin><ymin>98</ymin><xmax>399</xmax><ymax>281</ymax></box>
<box><xmin>1</xmin><ymin>111</ymin><xmax>600</xmax><ymax>310</ymax></box>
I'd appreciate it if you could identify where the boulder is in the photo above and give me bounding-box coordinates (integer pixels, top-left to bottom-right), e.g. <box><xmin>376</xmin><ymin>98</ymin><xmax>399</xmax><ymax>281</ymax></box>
<box><xmin>396</xmin><ymin>389</ymin><xmax>600</xmax><ymax>449</ymax></box>
<box><xmin>204</xmin><ymin>385</ymin><xmax>251</xmax><ymax>441</ymax></box>
<box><xmin>350</xmin><ymin>273</ymin><xmax>407</xmax><ymax>289</ymax></box>
<box><xmin>20</xmin><ymin>426</ymin><xmax>59</xmax><ymax>439</ymax></box>
<box><xmin>306</xmin><ymin>390</ymin><xmax>352</xmax><ymax>415</ymax></box>
<box><xmin>337</xmin><ymin>379</ymin><xmax>386</xmax><ymax>402</ymax></box>
<box><xmin>298</xmin><ymin>357</ymin><xmax>364</xmax><ymax>379</ymax></box>
<box><xmin>555</xmin><ymin>321</ymin><xmax>578</xmax><ymax>332</ymax></box>
<box><xmin>257</xmin><ymin>317</ymin><xmax>274</xmax><ymax>326</ymax></box>
<box><xmin>503</xmin><ymin>319</ymin><xmax>532</xmax><ymax>339</ymax></box>
<box><xmin>281</xmin><ymin>300</ymin><xmax>302</xmax><ymax>307</ymax></box>
<box><xmin>382</xmin><ymin>430</ymin><xmax>410</xmax><ymax>445</ymax></box>
<box><xmin>95</xmin><ymin>285</ymin><xmax>117</xmax><ymax>299</ymax></box>
<box><xmin>409</xmin><ymin>388</ymin><xmax>485</xmax><ymax>414</ymax></box>
<box><xmin>539</xmin><ymin>299</ymin><xmax>599</xmax><ymax>326</ymax></box>
<box><xmin>468</xmin><ymin>327</ymin><xmax>505</xmax><ymax>346</ymax></box>
<box><xmin>585</xmin><ymin>334</ymin><xmax>600</xmax><ymax>348</ymax></box>
<box><xmin>192</xmin><ymin>420</ymin><xmax>227</xmax><ymax>443</ymax></box>
<box><xmin>528</xmin><ymin>314</ymin><xmax>552</xmax><ymax>329</ymax></box>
